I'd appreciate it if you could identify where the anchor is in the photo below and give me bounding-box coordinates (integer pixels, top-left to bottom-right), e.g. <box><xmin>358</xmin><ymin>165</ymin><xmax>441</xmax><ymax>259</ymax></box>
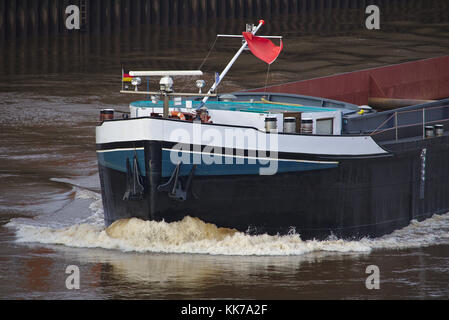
<box><xmin>157</xmin><ymin>163</ymin><xmax>197</xmax><ymax>201</ymax></box>
<box><xmin>123</xmin><ymin>154</ymin><xmax>145</xmax><ymax>201</ymax></box>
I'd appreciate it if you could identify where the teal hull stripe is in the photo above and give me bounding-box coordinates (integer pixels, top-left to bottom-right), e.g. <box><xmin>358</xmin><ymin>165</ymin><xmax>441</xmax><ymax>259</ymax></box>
<box><xmin>97</xmin><ymin>149</ymin><xmax>146</xmax><ymax>175</ymax></box>
<box><xmin>161</xmin><ymin>149</ymin><xmax>337</xmax><ymax>177</ymax></box>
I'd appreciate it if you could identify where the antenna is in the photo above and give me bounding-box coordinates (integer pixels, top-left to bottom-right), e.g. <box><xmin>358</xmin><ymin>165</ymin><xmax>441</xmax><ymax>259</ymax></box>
<box><xmin>200</xmin><ymin>20</ymin><xmax>265</xmax><ymax>107</ymax></box>
<box><xmin>120</xmin><ymin>70</ymin><xmax>209</xmax><ymax>118</ymax></box>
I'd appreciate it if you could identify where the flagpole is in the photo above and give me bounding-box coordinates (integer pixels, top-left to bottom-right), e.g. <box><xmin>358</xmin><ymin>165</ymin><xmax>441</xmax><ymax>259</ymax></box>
<box><xmin>200</xmin><ymin>20</ymin><xmax>265</xmax><ymax>106</ymax></box>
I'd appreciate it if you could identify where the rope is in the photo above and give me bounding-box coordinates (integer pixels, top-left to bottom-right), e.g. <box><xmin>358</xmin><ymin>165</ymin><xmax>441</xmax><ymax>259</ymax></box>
<box><xmin>370</xmin><ymin>113</ymin><xmax>396</xmax><ymax>135</ymax></box>
<box><xmin>259</xmin><ymin>98</ymin><xmax>303</xmax><ymax>107</ymax></box>
<box><xmin>179</xmin><ymin>36</ymin><xmax>218</xmax><ymax>95</ymax></box>
<box><xmin>198</xmin><ymin>36</ymin><xmax>218</xmax><ymax>71</ymax></box>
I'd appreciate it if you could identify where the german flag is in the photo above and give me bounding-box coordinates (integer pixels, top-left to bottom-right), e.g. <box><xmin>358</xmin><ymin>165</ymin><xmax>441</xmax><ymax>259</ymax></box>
<box><xmin>122</xmin><ymin>69</ymin><xmax>133</xmax><ymax>82</ymax></box>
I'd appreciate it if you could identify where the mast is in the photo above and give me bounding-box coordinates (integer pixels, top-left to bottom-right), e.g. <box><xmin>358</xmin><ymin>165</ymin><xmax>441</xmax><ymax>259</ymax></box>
<box><xmin>200</xmin><ymin>20</ymin><xmax>265</xmax><ymax>106</ymax></box>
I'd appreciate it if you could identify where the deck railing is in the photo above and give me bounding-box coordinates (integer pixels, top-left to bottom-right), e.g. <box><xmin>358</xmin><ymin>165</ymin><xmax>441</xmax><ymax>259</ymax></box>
<box><xmin>370</xmin><ymin>103</ymin><xmax>449</xmax><ymax>142</ymax></box>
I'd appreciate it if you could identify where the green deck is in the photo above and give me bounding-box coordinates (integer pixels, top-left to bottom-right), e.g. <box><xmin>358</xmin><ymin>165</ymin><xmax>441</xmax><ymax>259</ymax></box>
<box><xmin>130</xmin><ymin>100</ymin><xmax>338</xmax><ymax>114</ymax></box>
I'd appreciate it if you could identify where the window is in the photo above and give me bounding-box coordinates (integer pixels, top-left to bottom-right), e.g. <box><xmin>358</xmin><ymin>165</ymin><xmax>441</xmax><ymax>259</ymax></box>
<box><xmin>316</xmin><ymin>118</ymin><xmax>334</xmax><ymax>135</ymax></box>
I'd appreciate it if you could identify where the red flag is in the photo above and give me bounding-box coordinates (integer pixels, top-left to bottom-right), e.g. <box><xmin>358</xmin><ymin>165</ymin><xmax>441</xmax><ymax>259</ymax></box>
<box><xmin>242</xmin><ymin>32</ymin><xmax>283</xmax><ymax>65</ymax></box>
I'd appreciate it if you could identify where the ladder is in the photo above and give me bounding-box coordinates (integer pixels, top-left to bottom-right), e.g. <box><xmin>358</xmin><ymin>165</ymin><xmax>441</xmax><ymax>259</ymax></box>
<box><xmin>80</xmin><ymin>0</ymin><xmax>88</xmax><ymax>32</ymax></box>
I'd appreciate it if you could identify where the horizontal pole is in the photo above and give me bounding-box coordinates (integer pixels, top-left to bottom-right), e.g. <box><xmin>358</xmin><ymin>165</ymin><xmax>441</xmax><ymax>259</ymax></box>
<box><xmin>120</xmin><ymin>90</ymin><xmax>217</xmax><ymax>97</ymax></box>
<box><xmin>369</xmin><ymin>97</ymin><xmax>436</xmax><ymax>110</ymax></box>
<box><xmin>217</xmin><ymin>34</ymin><xmax>282</xmax><ymax>39</ymax></box>
<box><xmin>114</xmin><ymin>109</ymin><xmax>131</xmax><ymax>114</ymax></box>
<box><xmin>129</xmin><ymin>70</ymin><xmax>203</xmax><ymax>77</ymax></box>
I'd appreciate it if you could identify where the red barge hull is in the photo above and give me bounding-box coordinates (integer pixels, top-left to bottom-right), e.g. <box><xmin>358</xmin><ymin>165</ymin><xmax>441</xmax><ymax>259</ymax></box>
<box><xmin>247</xmin><ymin>55</ymin><xmax>449</xmax><ymax>106</ymax></box>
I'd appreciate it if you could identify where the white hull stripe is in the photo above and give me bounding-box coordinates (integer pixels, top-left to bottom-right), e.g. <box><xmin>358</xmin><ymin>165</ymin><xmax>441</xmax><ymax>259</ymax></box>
<box><xmin>96</xmin><ymin>147</ymin><xmax>338</xmax><ymax>164</ymax></box>
<box><xmin>163</xmin><ymin>148</ymin><xmax>339</xmax><ymax>164</ymax></box>
<box><xmin>97</xmin><ymin>147</ymin><xmax>145</xmax><ymax>153</ymax></box>
<box><xmin>96</xmin><ymin>118</ymin><xmax>389</xmax><ymax>156</ymax></box>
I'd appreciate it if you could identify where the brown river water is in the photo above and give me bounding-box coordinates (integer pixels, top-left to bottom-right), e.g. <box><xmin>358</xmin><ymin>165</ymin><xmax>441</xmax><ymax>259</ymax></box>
<box><xmin>1</xmin><ymin>2</ymin><xmax>449</xmax><ymax>300</ymax></box>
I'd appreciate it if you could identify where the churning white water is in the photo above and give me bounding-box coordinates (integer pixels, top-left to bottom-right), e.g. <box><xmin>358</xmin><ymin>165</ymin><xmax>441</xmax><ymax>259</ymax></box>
<box><xmin>6</xmin><ymin>188</ymin><xmax>449</xmax><ymax>256</ymax></box>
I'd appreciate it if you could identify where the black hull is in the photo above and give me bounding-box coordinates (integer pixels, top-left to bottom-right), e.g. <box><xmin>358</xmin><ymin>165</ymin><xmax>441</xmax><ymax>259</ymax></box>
<box><xmin>97</xmin><ymin>136</ymin><xmax>449</xmax><ymax>240</ymax></box>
